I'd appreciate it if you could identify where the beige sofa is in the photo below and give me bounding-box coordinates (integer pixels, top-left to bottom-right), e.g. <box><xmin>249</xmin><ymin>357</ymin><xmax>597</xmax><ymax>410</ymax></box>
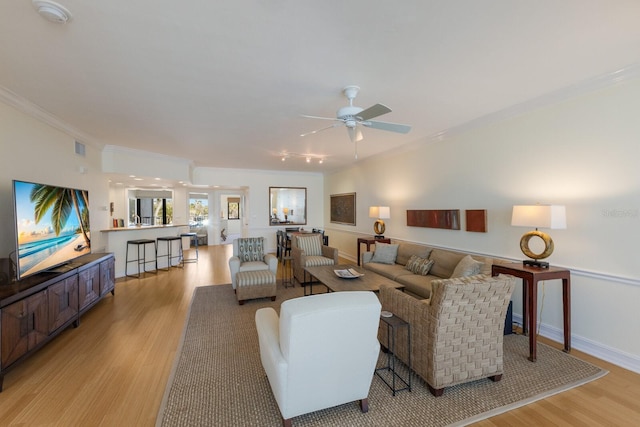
<box><xmin>361</xmin><ymin>241</ymin><xmax>505</xmax><ymax>299</ymax></box>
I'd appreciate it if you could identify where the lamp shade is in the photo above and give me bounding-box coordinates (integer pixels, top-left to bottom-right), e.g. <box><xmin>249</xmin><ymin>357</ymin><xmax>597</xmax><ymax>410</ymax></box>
<box><xmin>369</xmin><ymin>206</ymin><xmax>390</xmax><ymax>219</ymax></box>
<box><xmin>511</xmin><ymin>205</ymin><xmax>566</xmax><ymax>229</ymax></box>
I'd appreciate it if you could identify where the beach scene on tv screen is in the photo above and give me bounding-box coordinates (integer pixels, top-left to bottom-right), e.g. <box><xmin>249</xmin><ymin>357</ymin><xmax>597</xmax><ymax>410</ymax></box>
<box><xmin>14</xmin><ymin>181</ymin><xmax>91</xmax><ymax>278</ymax></box>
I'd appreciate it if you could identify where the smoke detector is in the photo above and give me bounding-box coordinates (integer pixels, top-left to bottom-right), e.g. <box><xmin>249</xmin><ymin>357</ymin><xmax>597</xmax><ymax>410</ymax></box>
<box><xmin>32</xmin><ymin>1</ymin><xmax>72</xmax><ymax>24</ymax></box>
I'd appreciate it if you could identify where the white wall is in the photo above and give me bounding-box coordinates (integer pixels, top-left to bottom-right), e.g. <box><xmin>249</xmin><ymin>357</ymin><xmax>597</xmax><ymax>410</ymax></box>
<box><xmin>193</xmin><ymin>167</ymin><xmax>324</xmax><ymax>250</ymax></box>
<box><xmin>324</xmin><ymin>78</ymin><xmax>640</xmax><ymax>372</ymax></box>
<box><xmin>0</xmin><ymin>102</ymin><xmax>110</xmax><ymax>260</ymax></box>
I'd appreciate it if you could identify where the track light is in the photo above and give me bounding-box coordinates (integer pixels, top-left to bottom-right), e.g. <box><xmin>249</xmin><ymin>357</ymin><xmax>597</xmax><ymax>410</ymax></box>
<box><xmin>278</xmin><ymin>152</ymin><xmax>326</xmax><ymax>164</ymax></box>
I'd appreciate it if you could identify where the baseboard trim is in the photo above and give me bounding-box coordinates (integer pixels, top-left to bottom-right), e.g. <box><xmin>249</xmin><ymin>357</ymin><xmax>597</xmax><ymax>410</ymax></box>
<box><xmin>512</xmin><ymin>313</ymin><xmax>640</xmax><ymax>374</ymax></box>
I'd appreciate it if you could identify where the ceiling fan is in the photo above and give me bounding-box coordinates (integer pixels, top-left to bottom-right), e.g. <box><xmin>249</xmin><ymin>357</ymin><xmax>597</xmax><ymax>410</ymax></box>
<box><xmin>301</xmin><ymin>85</ymin><xmax>411</xmax><ymax>158</ymax></box>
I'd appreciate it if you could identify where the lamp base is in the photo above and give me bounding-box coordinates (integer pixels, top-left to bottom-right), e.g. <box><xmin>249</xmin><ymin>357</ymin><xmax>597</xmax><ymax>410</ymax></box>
<box><xmin>374</xmin><ymin>235</ymin><xmax>385</xmax><ymax>239</ymax></box>
<box><xmin>523</xmin><ymin>259</ymin><xmax>549</xmax><ymax>268</ymax></box>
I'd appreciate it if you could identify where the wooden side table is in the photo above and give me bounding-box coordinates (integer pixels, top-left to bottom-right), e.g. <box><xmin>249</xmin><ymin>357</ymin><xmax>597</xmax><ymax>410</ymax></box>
<box><xmin>491</xmin><ymin>262</ymin><xmax>571</xmax><ymax>362</ymax></box>
<box><xmin>357</xmin><ymin>237</ymin><xmax>391</xmax><ymax>265</ymax></box>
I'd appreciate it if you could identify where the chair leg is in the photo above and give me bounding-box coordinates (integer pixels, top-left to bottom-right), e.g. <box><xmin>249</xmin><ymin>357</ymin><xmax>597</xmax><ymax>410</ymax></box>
<box><xmin>282</xmin><ymin>417</ymin><xmax>292</xmax><ymax>427</ymax></box>
<box><xmin>428</xmin><ymin>384</ymin><xmax>444</xmax><ymax>397</ymax></box>
<box><xmin>490</xmin><ymin>374</ymin><xmax>503</xmax><ymax>382</ymax></box>
<box><xmin>359</xmin><ymin>398</ymin><xmax>369</xmax><ymax>413</ymax></box>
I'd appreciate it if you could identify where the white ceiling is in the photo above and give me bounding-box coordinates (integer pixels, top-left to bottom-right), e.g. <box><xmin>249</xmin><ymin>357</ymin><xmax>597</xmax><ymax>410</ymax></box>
<box><xmin>2</xmin><ymin>1</ymin><xmax>640</xmax><ymax>177</ymax></box>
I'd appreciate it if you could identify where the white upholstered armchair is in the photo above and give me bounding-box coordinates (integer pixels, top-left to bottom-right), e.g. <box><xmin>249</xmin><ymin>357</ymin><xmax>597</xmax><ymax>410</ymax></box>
<box><xmin>255</xmin><ymin>291</ymin><xmax>381</xmax><ymax>427</ymax></box>
<box><xmin>228</xmin><ymin>237</ymin><xmax>278</xmax><ymax>290</ymax></box>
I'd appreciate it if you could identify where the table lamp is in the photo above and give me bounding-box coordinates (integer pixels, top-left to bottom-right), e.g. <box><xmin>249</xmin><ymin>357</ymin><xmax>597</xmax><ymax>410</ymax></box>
<box><xmin>283</xmin><ymin>207</ymin><xmax>289</xmax><ymax>222</ymax></box>
<box><xmin>511</xmin><ymin>205</ymin><xmax>566</xmax><ymax>268</ymax></box>
<box><xmin>369</xmin><ymin>206</ymin><xmax>390</xmax><ymax>239</ymax></box>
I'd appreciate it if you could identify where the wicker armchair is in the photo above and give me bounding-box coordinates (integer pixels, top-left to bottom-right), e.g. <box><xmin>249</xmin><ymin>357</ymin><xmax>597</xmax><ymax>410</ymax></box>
<box><xmin>378</xmin><ymin>274</ymin><xmax>515</xmax><ymax>396</ymax></box>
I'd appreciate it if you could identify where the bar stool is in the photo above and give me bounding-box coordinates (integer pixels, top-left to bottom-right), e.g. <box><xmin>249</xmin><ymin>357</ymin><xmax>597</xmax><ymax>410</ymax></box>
<box><xmin>157</xmin><ymin>236</ymin><xmax>184</xmax><ymax>270</ymax></box>
<box><xmin>180</xmin><ymin>232</ymin><xmax>199</xmax><ymax>263</ymax></box>
<box><xmin>125</xmin><ymin>239</ymin><xmax>157</xmax><ymax>278</ymax></box>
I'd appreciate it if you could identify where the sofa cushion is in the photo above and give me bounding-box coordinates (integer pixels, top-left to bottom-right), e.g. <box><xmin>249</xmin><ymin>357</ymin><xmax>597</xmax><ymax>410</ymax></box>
<box><xmin>370</xmin><ymin>243</ymin><xmax>399</xmax><ymax>264</ymax></box>
<box><xmin>405</xmin><ymin>255</ymin><xmax>435</xmax><ymax>276</ymax></box>
<box><xmin>296</xmin><ymin>235</ymin><xmax>322</xmax><ymax>256</ymax></box>
<box><xmin>478</xmin><ymin>256</ymin><xmax>500</xmax><ymax>275</ymax></box>
<box><xmin>363</xmin><ymin>262</ymin><xmax>412</xmax><ymax>281</ymax></box>
<box><xmin>396</xmin><ymin>243</ymin><xmax>432</xmax><ymax>266</ymax></box>
<box><xmin>450</xmin><ymin>254</ymin><xmax>484</xmax><ymax>278</ymax></box>
<box><xmin>428</xmin><ymin>249</ymin><xmax>466</xmax><ymax>278</ymax></box>
<box><xmin>395</xmin><ymin>273</ymin><xmax>437</xmax><ymax>299</ymax></box>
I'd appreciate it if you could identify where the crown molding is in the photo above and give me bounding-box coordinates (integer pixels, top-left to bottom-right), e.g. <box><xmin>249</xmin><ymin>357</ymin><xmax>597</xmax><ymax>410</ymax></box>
<box><xmin>431</xmin><ymin>63</ymin><xmax>640</xmax><ymax>142</ymax></box>
<box><xmin>0</xmin><ymin>85</ymin><xmax>103</xmax><ymax>148</ymax></box>
<box><xmin>102</xmin><ymin>144</ymin><xmax>194</xmax><ymax>166</ymax></box>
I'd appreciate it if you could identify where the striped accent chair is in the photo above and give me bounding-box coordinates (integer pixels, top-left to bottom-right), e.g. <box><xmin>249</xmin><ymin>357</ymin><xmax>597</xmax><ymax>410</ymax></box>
<box><xmin>291</xmin><ymin>234</ymin><xmax>338</xmax><ymax>285</ymax></box>
<box><xmin>228</xmin><ymin>237</ymin><xmax>278</xmax><ymax>290</ymax></box>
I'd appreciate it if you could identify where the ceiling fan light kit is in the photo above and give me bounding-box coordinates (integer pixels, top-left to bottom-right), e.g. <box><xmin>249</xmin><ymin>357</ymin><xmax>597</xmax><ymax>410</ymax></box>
<box><xmin>301</xmin><ymin>85</ymin><xmax>412</xmax><ymax>158</ymax></box>
<box><xmin>32</xmin><ymin>0</ymin><xmax>72</xmax><ymax>24</ymax></box>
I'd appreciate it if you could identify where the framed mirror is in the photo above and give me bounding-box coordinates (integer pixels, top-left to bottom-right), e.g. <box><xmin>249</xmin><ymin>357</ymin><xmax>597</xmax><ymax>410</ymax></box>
<box><xmin>269</xmin><ymin>187</ymin><xmax>307</xmax><ymax>226</ymax></box>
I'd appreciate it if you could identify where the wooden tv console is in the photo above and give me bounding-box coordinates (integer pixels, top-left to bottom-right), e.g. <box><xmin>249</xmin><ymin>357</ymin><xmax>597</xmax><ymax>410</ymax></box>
<box><xmin>0</xmin><ymin>252</ymin><xmax>115</xmax><ymax>391</ymax></box>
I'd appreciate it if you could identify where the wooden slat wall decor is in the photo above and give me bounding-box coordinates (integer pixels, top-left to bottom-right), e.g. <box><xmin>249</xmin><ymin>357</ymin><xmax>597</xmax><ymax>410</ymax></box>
<box><xmin>466</xmin><ymin>209</ymin><xmax>487</xmax><ymax>232</ymax></box>
<box><xmin>406</xmin><ymin>209</ymin><xmax>460</xmax><ymax>230</ymax></box>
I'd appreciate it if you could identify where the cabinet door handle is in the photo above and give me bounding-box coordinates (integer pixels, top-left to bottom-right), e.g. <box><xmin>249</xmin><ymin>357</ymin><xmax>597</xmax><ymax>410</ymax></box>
<box><xmin>27</xmin><ymin>312</ymin><xmax>35</xmax><ymax>332</ymax></box>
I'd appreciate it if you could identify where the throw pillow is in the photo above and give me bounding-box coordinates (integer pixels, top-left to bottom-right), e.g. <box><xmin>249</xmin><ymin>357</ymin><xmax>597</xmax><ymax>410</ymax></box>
<box><xmin>405</xmin><ymin>255</ymin><xmax>435</xmax><ymax>276</ymax></box>
<box><xmin>296</xmin><ymin>235</ymin><xmax>322</xmax><ymax>256</ymax></box>
<box><xmin>450</xmin><ymin>255</ymin><xmax>483</xmax><ymax>278</ymax></box>
<box><xmin>237</xmin><ymin>237</ymin><xmax>264</xmax><ymax>263</ymax></box>
<box><xmin>370</xmin><ymin>243</ymin><xmax>399</xmax><ymax>265</ymax></box>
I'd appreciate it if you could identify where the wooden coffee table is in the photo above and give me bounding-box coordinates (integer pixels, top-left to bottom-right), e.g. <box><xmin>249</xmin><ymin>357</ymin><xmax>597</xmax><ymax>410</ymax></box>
<box><xmin>303</xmin><ymin>264</ymin><xmax>405</xmax><ymax>295</ymax></box>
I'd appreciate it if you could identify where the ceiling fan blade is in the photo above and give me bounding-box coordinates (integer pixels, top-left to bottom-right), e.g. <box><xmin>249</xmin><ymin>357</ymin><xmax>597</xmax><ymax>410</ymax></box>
<box><xmin>300</xmin><ymin>123</ymin><xmax>341</xmax><ymax>137</ymax></box>
<box><xmin>356</xmin><ymin>103</ymin><xmax>392</xmax><ymax>121</ymax></box>
<box><xmin>300</xmin><ymin>114</ymin><xmax>341</xmax><ymax>121</ymax></box>
<box><xmin>361</xmin><ymin>120</ymin><xmax>411</xmax><ymax>134</ymax></box>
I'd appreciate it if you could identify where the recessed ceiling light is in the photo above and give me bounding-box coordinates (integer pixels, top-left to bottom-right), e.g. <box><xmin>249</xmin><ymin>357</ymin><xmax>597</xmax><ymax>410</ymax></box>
<box><xmin>32</xmin><ymin>1</ymin><xmax>72</xmax><ymax>24</ymax></box>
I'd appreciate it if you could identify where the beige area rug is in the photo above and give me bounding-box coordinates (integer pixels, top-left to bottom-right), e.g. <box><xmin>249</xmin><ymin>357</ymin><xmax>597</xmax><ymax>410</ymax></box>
<box><xmin>156</xmin><ymin>283</ymin><xmax>607</xmax><ymax>427</ymax></box>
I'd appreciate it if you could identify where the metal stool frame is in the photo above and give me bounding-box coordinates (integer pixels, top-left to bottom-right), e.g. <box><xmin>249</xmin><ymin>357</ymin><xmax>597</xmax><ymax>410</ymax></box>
<box><xmin>180</xmin><ymin>232</ymin><xmax>199</xmax><ymax>263</ymax></box>
<box><xmin>157</xmin><ymin>236</ymin><xmax>184</xmax><ymax>270</ymax></box>
<box><xmin>125</xmin><ymin>239</ymin><xmax>157</xmax><ymax>278</ymax></box>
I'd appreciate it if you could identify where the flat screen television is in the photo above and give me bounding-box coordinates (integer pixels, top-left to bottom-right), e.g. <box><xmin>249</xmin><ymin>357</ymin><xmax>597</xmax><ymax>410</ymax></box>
<box><xmin>12</xmin><ymin>180</ymin><xmax>91</xmax><ymax>281</ymax></box>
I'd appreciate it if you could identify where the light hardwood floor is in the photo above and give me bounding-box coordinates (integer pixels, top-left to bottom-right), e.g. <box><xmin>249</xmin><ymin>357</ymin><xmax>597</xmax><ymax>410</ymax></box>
<box><xmin>1</xmin><ymin>245</ymin><xmax>639</xmax><ymax>426</ymax></box>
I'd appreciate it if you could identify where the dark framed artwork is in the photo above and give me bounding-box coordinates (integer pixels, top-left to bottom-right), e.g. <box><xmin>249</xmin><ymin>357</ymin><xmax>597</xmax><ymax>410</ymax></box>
<box><xmin>465</xmin><ymin>209</ymin><xmax>487</xmax><ymax>232</ymax></box>
<box><xmin>228</xmin><ymin>198</ymin><xmax>240</xmax><ymax>220</ymax></box>
<box><xmin>406</xmin><ymin>209</ymin><xmax>461</xmax><ymax>230</ymax></box>
<box><xmin>330</xmin><ymin>193</ymin><xmax>356</xmax><ymax>225</ymax></box>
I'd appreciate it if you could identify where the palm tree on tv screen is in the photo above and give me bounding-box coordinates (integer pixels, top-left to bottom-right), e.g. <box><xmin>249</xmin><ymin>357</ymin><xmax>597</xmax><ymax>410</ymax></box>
<box><xmin>30</xmin><ymin>184</ymin><xmax>91</xmax><ymax>248</ymax></box>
